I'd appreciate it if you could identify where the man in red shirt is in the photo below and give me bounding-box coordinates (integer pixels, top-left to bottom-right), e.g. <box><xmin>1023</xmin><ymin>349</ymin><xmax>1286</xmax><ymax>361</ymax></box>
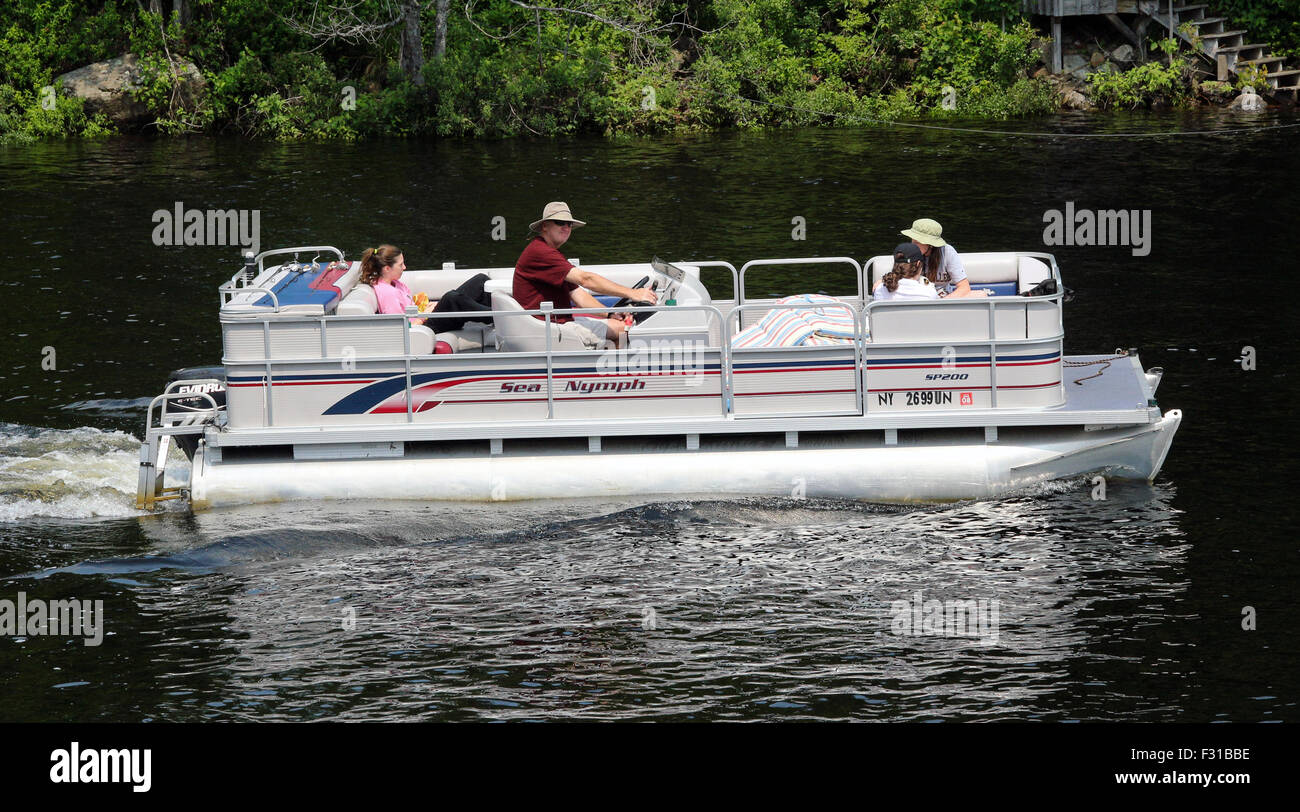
<box><xmin>513</xmin><ymin>201</ymin><xmax>656</xmax><ymax>348</ymax></box>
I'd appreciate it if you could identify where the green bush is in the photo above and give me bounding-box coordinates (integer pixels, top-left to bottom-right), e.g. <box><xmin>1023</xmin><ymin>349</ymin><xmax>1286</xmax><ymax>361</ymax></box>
<box><xmin>1231</xmin><ymin>63</ymin><xmax>1270</xmax><ymax>93</ymax></box>
<box><xmin>0</xmin><ymin>82</ymin><xmax>114</xmax><ymax>143</ymax></box>
<box><xmin>1086</xmin><ymin>39</ymin><xmax>1196</xmax><ymax>109</ymax></box>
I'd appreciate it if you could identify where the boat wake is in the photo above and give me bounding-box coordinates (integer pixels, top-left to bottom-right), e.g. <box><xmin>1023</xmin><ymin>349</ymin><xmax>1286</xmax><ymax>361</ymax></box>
<box><xmin>58</xmin><ymin>397</ymin><xmax>154</xmax><ymax>417</ymax></box>
<box><xmin>18</xmin><ymin>481</ymin><xmax>1144</xmax><ymax>582</ymax></box>
<box><xmin>0</xmin><ymin>423</ymin><xmax>187</xmax><ymax>522</ymax></box>
<box><xmin>19</xmin><ymin>495</ymin><xmax>917</xmax><ymax>579</ymax></box>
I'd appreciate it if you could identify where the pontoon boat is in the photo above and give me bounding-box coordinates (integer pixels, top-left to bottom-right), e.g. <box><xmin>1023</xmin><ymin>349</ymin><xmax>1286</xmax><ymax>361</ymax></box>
<box><xmin>136</xmin><ymin>247</ymin><xmax>1180</xmax><ymax>510</ymax></box>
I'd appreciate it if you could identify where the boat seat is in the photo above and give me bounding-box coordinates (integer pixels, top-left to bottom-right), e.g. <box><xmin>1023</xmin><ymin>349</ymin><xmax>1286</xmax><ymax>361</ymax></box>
<box><xmin>435</xmin><ymin>323</ymin><xmax>495</xmax><ymax>353</ymax></box>
<box><xmin>336</xmin><ymin>283</ymin><xmax>495</xmax><ymax>354</ymax></box>
<box><xmin>865</xmin><ymin>253</ymin><xmax>1052</xmax><ymax>297</ymax></box>
<box><xmin>491</xmin><ymin>290</ymin><xmax>596</xmax><ymax>353</ymax></box>
<box><xmin>251</xmin><ymin>267</ymin><xmax>343</xmax><ymax>312</ymax></box>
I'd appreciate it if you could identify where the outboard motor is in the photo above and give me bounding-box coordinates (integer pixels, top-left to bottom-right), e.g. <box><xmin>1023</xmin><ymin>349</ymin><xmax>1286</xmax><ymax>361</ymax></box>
<box><xmin>165</xmin><ymin>366</ymin><xmax>226</xmax><ymax>459</ymax></box>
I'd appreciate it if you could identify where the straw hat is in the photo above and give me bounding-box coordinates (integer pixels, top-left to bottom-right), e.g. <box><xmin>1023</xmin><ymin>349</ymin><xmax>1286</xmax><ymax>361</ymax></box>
<box><xmin>529</xmin><ymin>201</ymin><xmax>587</xmax><ymax>232</ymax></box>
<box><xmin>901</xmin><ymin>218</ymin><xmax>946</xmax><ymax>247</ymax></box>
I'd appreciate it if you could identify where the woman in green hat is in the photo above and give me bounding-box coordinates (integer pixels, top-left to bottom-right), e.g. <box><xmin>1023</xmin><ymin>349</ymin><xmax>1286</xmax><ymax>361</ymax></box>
<box><xmin>901</xmin><ymin>218</ymin><xmax>988</xmax><ymax>299</ymax></box>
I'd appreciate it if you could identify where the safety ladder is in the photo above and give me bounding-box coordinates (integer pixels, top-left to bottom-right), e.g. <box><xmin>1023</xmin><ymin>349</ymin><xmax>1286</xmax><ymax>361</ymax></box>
<box><xmin>136</xmin><ymin>380</ymin><xmax>222</xmax><ymax>510</ymax></box>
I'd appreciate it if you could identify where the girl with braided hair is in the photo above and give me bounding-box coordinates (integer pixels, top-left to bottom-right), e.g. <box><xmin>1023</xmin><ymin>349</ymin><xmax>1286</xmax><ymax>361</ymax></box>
<box><xmin>873</xmin><ymin>242</ymin><xmax>939</xmax><ymax>301</ymax></box>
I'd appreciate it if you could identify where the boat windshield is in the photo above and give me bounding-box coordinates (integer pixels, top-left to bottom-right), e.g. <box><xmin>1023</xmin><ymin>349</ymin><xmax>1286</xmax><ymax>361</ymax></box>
<box><xmin>651</xmin><ymin>256</ymin><xmax>688</xmax><ymax>284</ymax></box>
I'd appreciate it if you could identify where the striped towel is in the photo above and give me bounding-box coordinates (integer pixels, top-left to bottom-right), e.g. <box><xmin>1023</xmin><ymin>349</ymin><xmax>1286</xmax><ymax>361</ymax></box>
<box><xmin>731</xmin><ymin>294</ymin><xmax>860</xmax><ymax>349</ymax></box>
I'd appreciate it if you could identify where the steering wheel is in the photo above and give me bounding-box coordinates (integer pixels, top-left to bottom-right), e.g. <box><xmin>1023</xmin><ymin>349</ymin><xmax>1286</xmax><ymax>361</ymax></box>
<box><xmin>612</xmin><ymin>275</ymin><xmax>656</xmax><ymax>324</ymax></box>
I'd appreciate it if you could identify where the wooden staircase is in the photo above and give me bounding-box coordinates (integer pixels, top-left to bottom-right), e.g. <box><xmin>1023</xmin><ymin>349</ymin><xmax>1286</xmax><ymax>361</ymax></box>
<box><xmin>1139</xmin><ymin>1</ymin><xmax>1299</xmax><ymax>103</ymax></box>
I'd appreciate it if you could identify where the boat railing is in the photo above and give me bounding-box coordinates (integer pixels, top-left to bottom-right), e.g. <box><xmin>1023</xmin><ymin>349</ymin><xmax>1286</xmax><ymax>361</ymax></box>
<box><xmin>737</xmin><ymin>256</ymin><xmax>864</xmax><ymax>311</ymax></box>
<box><xmin>226</xmin><ymin>294</ymin><xmax>868</xmax><ymax>425</ymax></box>
<box><xmin>146</xmin><ymin>378</ymin><xmax>225</xmax><ymax>431</ymax></box>
<box><xmin>218</xmin><ymin>246</ymin><xmax>345</xmax><ymax>312</ymax></box>
<box><xmin>223</xmin><ymin>297</ymin><xmax>862</xmax><ymax>424</ymax></box>
<box><xmin>516</xmin><ymin>302</ymin><xmax>728</xmax><ymax>418</ymax></box>
<box><xmin>221</xmin><ymin>288</ymin><xmax>1067</xmax><ymax>425</ymax></box>
<box><xmin>864</xmin><ymin>291</ymin><xmax>1065</xmax><ymax>409</ymax></box>
<box><xmin>252</xmin><ymin>245</ymin><xmax>344</xmax><ymax>277</ymax></box>
<box><xmin>675</xmin><ymin>259</ymin><xmax>740</xmax><ymax>303</ymax></box>
<box><xmin>223</xmin><ymin>302</ymin><xmax>735</xmax><ymax>424</ymax></box>
<box><xmin>726</xmin><ymin>300</ymin><xmax>865</xmax><ymax>417</ymax></box>
<box><xmin>217</xmin><ymin>251</ymin><xmax>1069</xmax><ymax>428</ymax></box>
<box><xmin>1014</xmin><ymin>250</ymin><xmax>1064</xmax><ymax>282</ymax></box>
<box><xmin>863</xmin><ymin>282</ymin><xmax>1065</xmax><ymax>321</ymax></box>
<box><xmin>219</xmin><ymin>284</ymin><xmax>283</xmax><ymax>311</ymax></box>
<box><xmin>223</xmin><ymin>302</ymin><xmax>730</xmax><ymax>355</ymax></box>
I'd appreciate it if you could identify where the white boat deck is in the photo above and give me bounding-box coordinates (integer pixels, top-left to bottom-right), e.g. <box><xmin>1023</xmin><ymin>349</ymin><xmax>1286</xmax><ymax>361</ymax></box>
<box><xmin>1055</xmin><ymin>353</ymin><xmax>1154</xmax><ymax>413</ymax></box>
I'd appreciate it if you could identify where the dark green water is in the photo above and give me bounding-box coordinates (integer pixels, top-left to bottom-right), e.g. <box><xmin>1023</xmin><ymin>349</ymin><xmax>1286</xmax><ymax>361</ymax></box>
<box><xmin>0</xmin><ymin>111</ymin><xmax>1296</xmax><ymax>721</ymax></box>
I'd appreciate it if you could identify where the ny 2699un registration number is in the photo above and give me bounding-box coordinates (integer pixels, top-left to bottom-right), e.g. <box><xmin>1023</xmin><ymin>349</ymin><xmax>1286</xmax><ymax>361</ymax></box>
<box><xmin>905</xmin><ymin>391</ymin><xmax>953</xmax><ymax>406</ymax></box>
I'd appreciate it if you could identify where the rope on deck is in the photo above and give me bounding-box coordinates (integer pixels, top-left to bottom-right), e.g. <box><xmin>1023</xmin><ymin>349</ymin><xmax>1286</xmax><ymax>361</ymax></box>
<box><xmin>1063</xmin><ymin>349</ymin><xmax>1131</xmax><ymax>384</ymax></box>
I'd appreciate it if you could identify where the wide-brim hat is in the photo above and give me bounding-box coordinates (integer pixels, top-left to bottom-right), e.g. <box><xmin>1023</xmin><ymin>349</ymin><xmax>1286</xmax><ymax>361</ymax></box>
<box><xmin>530</xmin><ymin>201</ymin><xmax>587</xmax><ymax>232</ymax></box>
<box><xmin>901</xmin><ymin>217</ymin><xmax>946</xmax><ymax>247</ymax></box>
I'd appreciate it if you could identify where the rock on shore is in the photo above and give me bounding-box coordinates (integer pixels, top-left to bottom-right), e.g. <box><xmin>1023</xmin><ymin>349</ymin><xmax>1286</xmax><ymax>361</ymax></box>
<box><xmin>55</xmin><ymin>53</ymin><xmax>205</xmax><ymax>129</ymax></box>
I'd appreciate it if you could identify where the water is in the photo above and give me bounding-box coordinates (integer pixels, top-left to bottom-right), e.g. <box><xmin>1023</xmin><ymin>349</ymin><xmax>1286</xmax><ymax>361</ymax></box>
<box><xmin>1</xmin><ymin>111</ymin><xmax>1297</xmax><ymax>721</ymax></box>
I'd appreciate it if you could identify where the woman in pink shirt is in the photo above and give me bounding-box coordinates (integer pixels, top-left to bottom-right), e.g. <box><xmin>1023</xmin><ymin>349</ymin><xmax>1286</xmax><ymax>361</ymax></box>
<box><xmin>361</xmin><ymin>244</ymin><xmax>492</xmax><ymax>330</ymax></box>
<box><xmin>361</xmin><ymin>245</ymin><xmax>420</xmax><ymax>321</ymax></box>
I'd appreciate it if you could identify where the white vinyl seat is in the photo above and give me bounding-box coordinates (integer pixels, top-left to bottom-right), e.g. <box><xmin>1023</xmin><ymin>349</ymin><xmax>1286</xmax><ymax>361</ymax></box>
<box><xmin>491</xmin><ymin>290</ymin><xmax>594</xmax><ymax>353</ymax></box>
<box><xmin>337</xmin><ymin>283</ymin><xmax>496</xmax><ymax>353</ymax></box>
<box><xmin>865</xmin><ymin>253</ymin><xmax>1052</xmax><ymax>297</ymax></box>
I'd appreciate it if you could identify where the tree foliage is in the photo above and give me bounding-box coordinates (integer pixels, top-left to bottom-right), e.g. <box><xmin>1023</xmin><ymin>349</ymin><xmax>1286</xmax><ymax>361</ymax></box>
<box><xmin>1</xmin><ymin>0</ymin><xmax>1064</xmax><ymax>140</ymax></box>
<box><xmin>1217</xmin><ymin>0</ymin><xmax>1300</xmax><ymax>60</ymax></box>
